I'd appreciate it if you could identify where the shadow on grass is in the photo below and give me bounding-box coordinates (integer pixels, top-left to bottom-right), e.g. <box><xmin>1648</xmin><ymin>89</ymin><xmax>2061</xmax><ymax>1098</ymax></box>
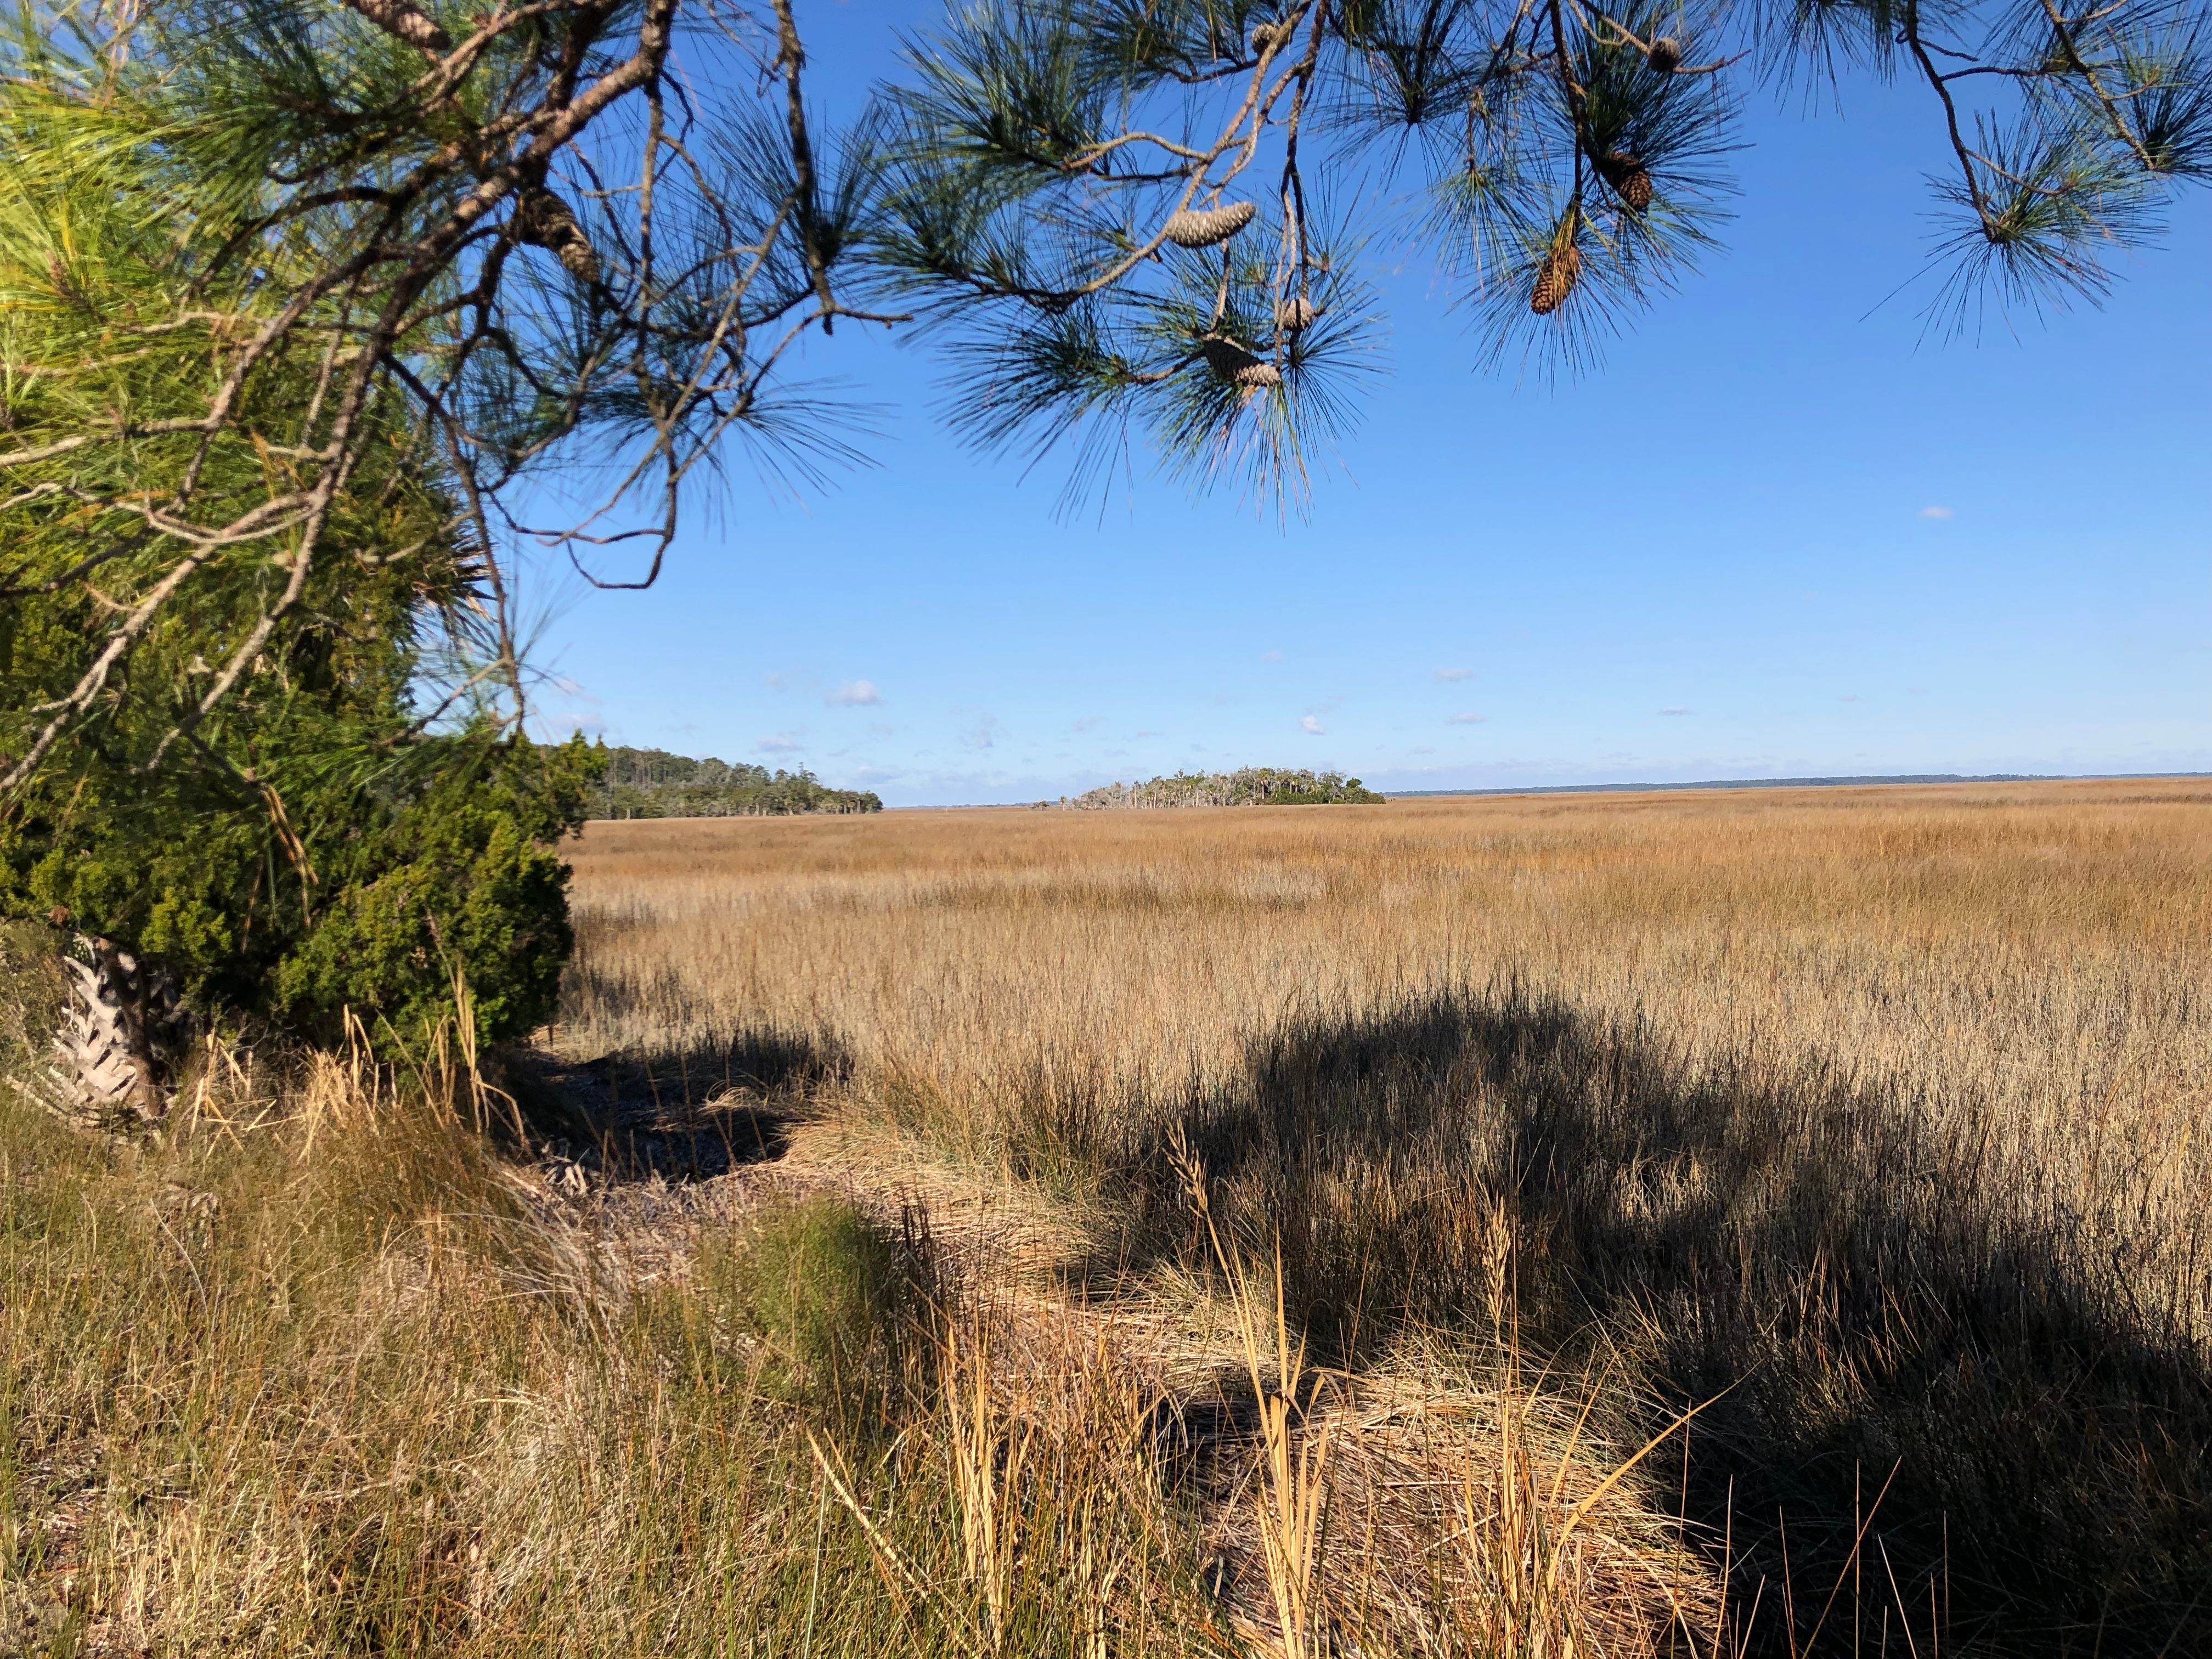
<box><xmin>1094</xmin><ymin>987</ymin><xmax>2211</xmax><ymax>1658</ymax></box>
<box><xmin>498</xmin><ymin>1024</ymin><xmax>848</xmax><ymax>1184</ymax></box>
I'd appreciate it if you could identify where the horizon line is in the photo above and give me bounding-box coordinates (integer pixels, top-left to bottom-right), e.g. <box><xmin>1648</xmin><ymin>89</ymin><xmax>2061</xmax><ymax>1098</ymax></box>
<box><xmin>880</xmin><ymin>770</ymin><xmax>2211</xmax><ymax>810</ymax></box>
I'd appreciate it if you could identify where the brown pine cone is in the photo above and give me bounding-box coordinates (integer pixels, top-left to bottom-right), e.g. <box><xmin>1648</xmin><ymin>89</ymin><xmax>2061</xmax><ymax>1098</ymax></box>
<box><xmin>1530</xmin><ymin>244</ymin><xmax>1581</xmax><ymax>315</ymax></box>
<box><xmin>1199</xmin><ymin>336</ymin><xmax>1282</xmax><ymax>387</ymax></box>
<box><xmin>515</xmin><ymin>188</ymin><xmax>601</xmax><ymax>285</ymax></box>
<box><xmin>1163</xmin><ymin>201</ymin><xmax>1258</xmax><ymax>249</ymax></box>
<box><xmin>1598</xmin><ymin>151</ymin><xmax>1655</xmax><ymax>213</ymax></box>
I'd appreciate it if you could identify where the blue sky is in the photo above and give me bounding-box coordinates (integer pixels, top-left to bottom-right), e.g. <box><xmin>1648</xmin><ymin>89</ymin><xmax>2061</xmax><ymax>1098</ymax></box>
<box><xmin>528</xmin><ymin>4</ymin><xmax>2211</xmax><ymax>806</ymax></box>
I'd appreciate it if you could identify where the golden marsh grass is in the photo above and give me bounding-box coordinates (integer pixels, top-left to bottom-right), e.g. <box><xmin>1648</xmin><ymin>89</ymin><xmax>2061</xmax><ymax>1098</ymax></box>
<box><xmin>560</xmin><ymin>779</ymin><xmax>2212</xmax><ymax>1654</ymax></box>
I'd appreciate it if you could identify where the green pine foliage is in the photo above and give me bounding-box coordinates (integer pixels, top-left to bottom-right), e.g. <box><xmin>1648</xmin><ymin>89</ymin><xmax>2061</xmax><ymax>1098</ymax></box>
<box><xmin>0</xmin><ymin>57</ymin><xmax>599</xmax><ymax>1050</ymax></box>
<box><xmin>590</xmin><ymin>745</ymin><xmax>883</xmax><ymax>819</ymax></box>
<box><xmin>259</xmin><ymin>737</ymin><xmax>601</xmax><ymax>1045</ymax></box>
<box><xmin>872</xmin><ymin>0</ymin><xmax>2211</xmax><ymax>507</ymax></box>
<box><xmin>1049</xmin><ymin>768</ymin><xmax>1383</xmax><ymax>809</ymax></box>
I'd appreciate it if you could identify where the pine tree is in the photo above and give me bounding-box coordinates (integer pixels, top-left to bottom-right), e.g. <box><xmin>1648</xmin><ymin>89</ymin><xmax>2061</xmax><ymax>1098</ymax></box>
<box><xmin>0</xmin><ymin>42</ymin><xmax>600</xmax><ymax>1103</ymax></box>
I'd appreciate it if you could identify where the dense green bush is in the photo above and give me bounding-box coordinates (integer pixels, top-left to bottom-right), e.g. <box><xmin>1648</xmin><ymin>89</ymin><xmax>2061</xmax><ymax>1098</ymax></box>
<box><xmin>0</xmin><ymin>72</ymin><xmax>600</xmax><ymax>1053</ymax></box>
<box><xmin>0</xmin><ymin>708</ymin><xmax>601</xmax><ymax>1052</ymax></box>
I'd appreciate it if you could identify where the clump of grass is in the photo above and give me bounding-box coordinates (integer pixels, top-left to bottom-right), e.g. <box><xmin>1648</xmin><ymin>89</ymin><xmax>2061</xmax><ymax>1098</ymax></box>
<box><xmin>717</xmin><ymin>1193</ymin><xmax>931</xmax><ymax>1417</ymax></box>
<box><xmin>0</xmin><ymin>921</ymin><xmax>60</xmax><ymax>1083</ymax></box>
<box><xmin>0</xmin><ymin>1039</ymin><xmax>1239</xmax><ymax>1655</ymax></box>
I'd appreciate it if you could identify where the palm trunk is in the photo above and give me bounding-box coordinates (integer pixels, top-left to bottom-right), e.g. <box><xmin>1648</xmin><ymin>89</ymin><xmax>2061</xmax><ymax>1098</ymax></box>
<box><xmin>53</xmin><ymin>938</ymin><xmax>167</xmax><ymax>1125</ymax></box>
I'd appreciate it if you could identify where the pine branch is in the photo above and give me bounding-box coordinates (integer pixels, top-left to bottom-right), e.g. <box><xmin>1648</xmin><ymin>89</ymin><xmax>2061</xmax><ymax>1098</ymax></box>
<box><xmin>340</xmin><ymin>0</ymin><xmax>453</xmax><ymax>55</ymax></box>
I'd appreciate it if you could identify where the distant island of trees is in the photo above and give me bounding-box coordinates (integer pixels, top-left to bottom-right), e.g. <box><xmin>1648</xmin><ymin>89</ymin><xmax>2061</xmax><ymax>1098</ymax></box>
<box><xmin>1045</xmin><ymin>768</ymin><xmax>1384</xmax><ymax>810</ymax></box>
<box><xmin>589</xmin><ymin>744</ymin><xmax>882</xmax><ymax>819</ymax></box>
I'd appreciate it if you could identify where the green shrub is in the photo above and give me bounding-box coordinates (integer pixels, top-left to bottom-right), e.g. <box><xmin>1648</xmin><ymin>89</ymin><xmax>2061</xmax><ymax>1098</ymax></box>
<box><xmin>2</xmin><ymin>728</ymin><xmax>600</xmax><ymax>1051</ymax></box>
<box><xmin>0</xmin><ymin>72</ymin><xmax>600</xmax><ymax>1058</ymax></box>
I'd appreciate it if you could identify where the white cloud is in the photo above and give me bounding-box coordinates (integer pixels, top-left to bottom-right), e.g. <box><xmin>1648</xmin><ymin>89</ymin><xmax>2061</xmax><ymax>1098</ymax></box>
<box><xmin>1920</xmin><ymin>505</ymin><xmax>1955</xmax><ymax>520</ymax></box>
<box><xmin>1839</xmin><ymin>693</ymin><xmax>1860</xmax><ymax>703</ymax></box>
<box><xmin>531</xmin><ymin>675</ymin><xmax>605</xmax><ymax>743</ymax></box>
<box><xmin>1446</xmin><ymin>711</ymin><xmax>1485</xmax><ymax>725</ymax></box>
<box><xmin>1300</xmin><ymin>715</ymin><xmax>1325</xmax><ymax>735</ymax></box>
<box><xmin>1262</xmin><ymin>650</ymin><xmax>1284</xmax><ymax>663</ymax></box>
<box><xmin>961</xmin><ymin>714</ymin><xmax>999</xmax><ymax>751</ymax></box>
<box><xmin>1659</xmin><ymin>707</ymin><xmax>1691</xmax><ymax>716</ymax></box>
<box><xmin>1073</xmin><ymin>715</ymin><xmax>1103</xmax><ymax>732</ymax></box>
<box><xmin>1434</xmin><ymin>667</ymin><xmax>1474</xmax><ymax>682</ymax></box>
<box><xmin>829</xmin><ymin>679</ymin><xmax>881</xmax><ymax>707</ymax></box>
<box><xmin>758</xmin><ymin>734</ymin><xmax>802</xmax><ymax>753</ymax></box>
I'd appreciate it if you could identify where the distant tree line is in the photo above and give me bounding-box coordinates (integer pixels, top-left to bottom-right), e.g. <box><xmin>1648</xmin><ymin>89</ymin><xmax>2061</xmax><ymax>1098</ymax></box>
<box><xmin>1047</xmin><ymin>769</ymin><xmax>1384</xmax><ymax>810</ymax></box>
<box><xmin>591</xmin><ymin>746</ymin><xmax>882</xmax><ymax>820</ymax></box>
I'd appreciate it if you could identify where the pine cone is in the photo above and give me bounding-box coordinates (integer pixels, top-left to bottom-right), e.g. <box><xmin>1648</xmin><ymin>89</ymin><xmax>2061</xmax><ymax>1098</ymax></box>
<box><xmin>1646</xmin><ymin>35</ymin><xmax>1683</xmax><ymax>73</ymax></box>
<box><xmin>515</xmin><ymin>187</ymin><xmax>602</xmax><ymax>285</ymax></box>
<box><xmin>1163</xmin><ymin>201</ymin><xmax>1257</xmax><ymax>249</ymax></box>
<box><xmin>1275</xmin><ymin>295</ymin><xmax>1321</xmax><ymax>332</ymax></box>
<box><xmin>1598</xmin><ymin>151</ymin><xmax>1654</xmax><ymax>213</ymax></box>
<box><xmin>1530</xmin><ymin>243</ymin><xmax>1581</xmax><ymax>315</ymax></box>
<box><xmin>1200</xmin><ymin>336</ymin><xmax>1282</xmax><ymax>388</ymax></box>
<box><xmin>554</xmin><ymin>239</ymin><xmax>601</xmax><ymax>285</ymax></box>
<box><xmin>1250</xmin><ymin>17</ymin><xmax>1291</xmax><ymax>53</ymax></box>
<box><xmin>342</xmin><ymin>0</ymin><xmax>453</xmax><ymax>53</ymax></box>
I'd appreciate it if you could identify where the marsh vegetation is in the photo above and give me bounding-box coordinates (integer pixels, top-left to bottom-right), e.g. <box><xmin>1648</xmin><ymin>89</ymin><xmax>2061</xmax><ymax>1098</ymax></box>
<box><xmin>6</xmin><ymin>780</ymin><xmax>2208</xmax><ymax>1656</ymax></box>
<box><xmin>560</xmin><ymin>778</ymin><xmax>2212</xmax><ymax>1654</ymax></box>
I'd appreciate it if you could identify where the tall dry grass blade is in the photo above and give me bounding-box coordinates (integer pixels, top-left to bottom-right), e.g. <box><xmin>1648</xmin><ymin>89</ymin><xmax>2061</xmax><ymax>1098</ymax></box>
<box><xmin>944</xmin><ymin>1316</ymin><xmax>1035</xmax><ymax>1650</ymax></box>
<box><xmin>804</xmin><ymin>1429</ymin><xmax>937</xmax><ymax>1616</ymax></box>
<box><xmin>1177</xmin><ymin>1131</ymin><xmax>1335</xmax><ymax>1659</ymax></box>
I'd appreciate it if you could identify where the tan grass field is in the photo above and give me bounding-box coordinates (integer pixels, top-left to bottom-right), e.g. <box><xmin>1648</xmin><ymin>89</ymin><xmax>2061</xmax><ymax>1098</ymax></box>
<box><xmin>559</xmin><ymin>778</ymin><xmax>2212</xmax><ymax>1654</ymax></box>
<box><xmin>4</xmin><ymin>778</ymin><xmax>2208</xmax><ymax>1657</ymax></box>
